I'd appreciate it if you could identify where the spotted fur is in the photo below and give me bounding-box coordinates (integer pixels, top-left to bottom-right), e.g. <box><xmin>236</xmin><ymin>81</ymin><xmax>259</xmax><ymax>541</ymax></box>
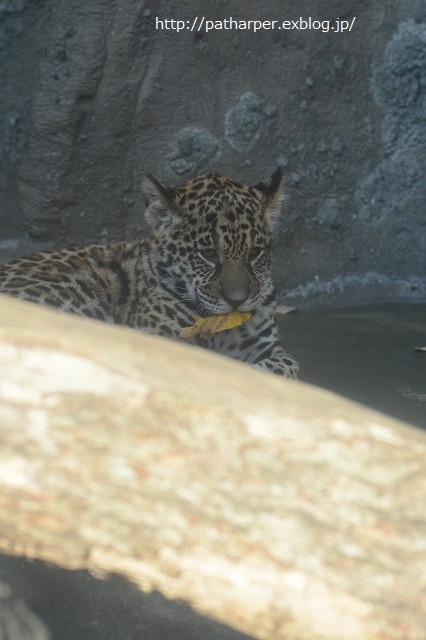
<box><xmin>0</xmin><ymin>168</ymin><xmax>299</xmax><ymax>377</ymax></box>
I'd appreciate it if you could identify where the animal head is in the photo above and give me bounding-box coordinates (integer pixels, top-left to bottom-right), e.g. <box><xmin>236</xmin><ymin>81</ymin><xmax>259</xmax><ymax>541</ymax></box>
<box><xmin>141</xmin><ymin>168</ymin><xmax>285</xmax><ymax>315</ymax></box>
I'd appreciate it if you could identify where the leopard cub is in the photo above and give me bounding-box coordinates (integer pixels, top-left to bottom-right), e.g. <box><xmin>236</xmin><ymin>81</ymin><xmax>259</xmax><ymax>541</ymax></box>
<box><xmin>0</xmin><ymin>168</ymin><xmax>299</xmax><ymax>378</ymax></box>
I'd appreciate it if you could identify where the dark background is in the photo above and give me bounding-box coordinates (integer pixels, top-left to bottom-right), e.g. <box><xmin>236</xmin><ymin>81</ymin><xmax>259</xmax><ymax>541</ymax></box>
<box><xmin>1</xmin><ymin>0</ymin><xmax>425</xmax><ymax>306</ymax></box>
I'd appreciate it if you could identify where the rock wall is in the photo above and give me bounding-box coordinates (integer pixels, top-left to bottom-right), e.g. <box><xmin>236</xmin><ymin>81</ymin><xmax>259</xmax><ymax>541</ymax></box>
<box><xmin>1</xmin><ymin>0</ymin><xmax>425</xmax><ymax>305</ymax></box>
<box><xmin>0</xmin><ymin>0</ymin><xmax>54</xmax><ymax>259</ymax></box>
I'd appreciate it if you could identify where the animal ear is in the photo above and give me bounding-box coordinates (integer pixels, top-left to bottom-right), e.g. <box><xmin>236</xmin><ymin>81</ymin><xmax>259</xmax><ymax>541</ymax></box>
<box><xmin>253</xmin><ymin>166</ymin><xmax>286</xmax><ymax>227</ymax></box>
<box><xmin>141</xmin><ymin>174</ymin><xmax>180</xmax><ymax>234</ymax></box>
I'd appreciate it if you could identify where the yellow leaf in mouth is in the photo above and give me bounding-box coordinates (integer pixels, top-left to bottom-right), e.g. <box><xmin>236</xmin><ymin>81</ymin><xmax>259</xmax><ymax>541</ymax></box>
<box><xmin>179</xmin><ymin>311</ymin><xmax>252</xmax><ymax>339</ymax></box>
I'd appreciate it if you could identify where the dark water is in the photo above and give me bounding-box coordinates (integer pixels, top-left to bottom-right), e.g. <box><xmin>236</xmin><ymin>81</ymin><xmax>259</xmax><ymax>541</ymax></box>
<box><xmin>280</xmin><ymin>301</ymin><xmax>426</xmax><ymax>430</ymax></box>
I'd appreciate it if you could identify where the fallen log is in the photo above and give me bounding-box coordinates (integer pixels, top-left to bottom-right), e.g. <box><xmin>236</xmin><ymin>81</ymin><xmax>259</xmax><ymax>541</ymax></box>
<box><xmin>0</xmin><ymin>295</ymin><xmax>425</xmax><ymax>640</ymax></box>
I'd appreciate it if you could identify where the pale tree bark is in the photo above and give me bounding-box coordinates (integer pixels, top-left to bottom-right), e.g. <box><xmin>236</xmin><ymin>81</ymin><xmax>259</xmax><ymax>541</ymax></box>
<box><xmin>0</xmin><ymin>295</ymin><xmax>425</xmax><ymax>640</ymax></box>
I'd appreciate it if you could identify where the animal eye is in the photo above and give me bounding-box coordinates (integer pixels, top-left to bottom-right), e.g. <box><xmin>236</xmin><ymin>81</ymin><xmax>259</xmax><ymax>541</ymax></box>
<box><xmin>199</xmin><ymin>248</ymin><xmax>219</xmax><ymax>263</ymax></box>
<box><xmin>248</xmin><ymin>247</ymin><xmax>263</xmax><ymax>261</ymax></box>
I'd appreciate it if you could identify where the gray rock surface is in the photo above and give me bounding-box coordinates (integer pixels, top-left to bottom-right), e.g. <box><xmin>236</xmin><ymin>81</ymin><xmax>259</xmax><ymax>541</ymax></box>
<box><xmin>0</xmin><ymin>0</ymin><xmax>425</xmax><ymax>301</ymax></box>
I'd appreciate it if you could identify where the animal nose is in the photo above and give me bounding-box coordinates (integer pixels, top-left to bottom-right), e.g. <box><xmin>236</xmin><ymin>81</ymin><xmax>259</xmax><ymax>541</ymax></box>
<box><xmin>220</xmin><ymin>262</ymin><xmax>251</xmax><ymax>309</ymax></box>
<box><xmin>220</xmin><ymin>288</ymin><xmax>249</xmax><ymax>310</ymax></box>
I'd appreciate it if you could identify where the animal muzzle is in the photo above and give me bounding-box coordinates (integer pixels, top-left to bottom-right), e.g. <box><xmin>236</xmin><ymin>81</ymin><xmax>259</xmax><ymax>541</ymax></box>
<box><xmin>219</xmin><ymin>263</ymin><xmax>252</xmax><ymax>309</ymax></box>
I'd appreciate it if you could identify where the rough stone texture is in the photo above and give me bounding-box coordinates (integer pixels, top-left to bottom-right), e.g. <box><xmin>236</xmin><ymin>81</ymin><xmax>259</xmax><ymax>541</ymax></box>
<box><xmin>1</xmin><ymin>295</ymin><xmax>426</xmax><ymax>640</ymax></box>
<box><xmin>0</xmin><ymin>0</ymin><xmax>53</xmax><ymax>258</ymax></box>
<box><xmin>1</xmin><ymin>0</ymin><xmax>425</xmax><ymax>304</ymax></box>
